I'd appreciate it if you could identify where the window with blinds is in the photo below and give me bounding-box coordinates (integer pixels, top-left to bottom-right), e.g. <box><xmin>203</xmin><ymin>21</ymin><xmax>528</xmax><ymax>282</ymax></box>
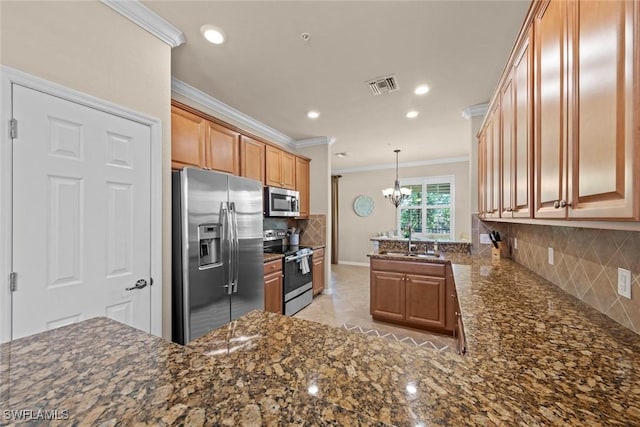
<box><xmin>397</xmin><ymin>176</ymin><xmax>454</xmax><ymax>240</ymax></box>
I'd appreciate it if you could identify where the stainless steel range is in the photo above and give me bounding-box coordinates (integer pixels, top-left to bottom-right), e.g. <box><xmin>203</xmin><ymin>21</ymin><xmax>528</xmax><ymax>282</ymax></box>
<box><xmin>263</xmin><ymin>229</ymin><xmax>313</xmax><ymax>315</ymax></box>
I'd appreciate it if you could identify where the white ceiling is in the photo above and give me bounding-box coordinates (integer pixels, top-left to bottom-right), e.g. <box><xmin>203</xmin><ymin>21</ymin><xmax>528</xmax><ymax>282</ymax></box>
<box><xmin>144</xmin><ymin>0</ymin><xmax>530</xmax><ymax>170</ymax></box>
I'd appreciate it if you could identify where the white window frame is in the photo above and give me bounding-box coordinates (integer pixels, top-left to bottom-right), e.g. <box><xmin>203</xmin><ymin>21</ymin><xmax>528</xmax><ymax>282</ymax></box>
<box><xmin>396</xmin><ymin>175</ymin><xmax>455</xmax><ymax>241</ymax></box>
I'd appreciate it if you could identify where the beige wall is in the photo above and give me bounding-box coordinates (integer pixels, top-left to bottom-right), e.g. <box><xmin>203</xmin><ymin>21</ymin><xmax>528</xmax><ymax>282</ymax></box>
<box><xmin>338</xmin><ymin>161</ymin><xmax>470</xmax><ymax>264</ymax></box>
<box><xmin>1</xmin><ymin>1</ymin><xmax>173</xmax><ymax>338</ymax></box>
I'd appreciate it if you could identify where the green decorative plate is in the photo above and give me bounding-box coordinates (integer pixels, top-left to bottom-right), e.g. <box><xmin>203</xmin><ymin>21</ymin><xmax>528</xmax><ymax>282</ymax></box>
<box><xmin>353</xmin><ymin>195</ymin><xmax>374</xmax><ymax>217</ymax></box>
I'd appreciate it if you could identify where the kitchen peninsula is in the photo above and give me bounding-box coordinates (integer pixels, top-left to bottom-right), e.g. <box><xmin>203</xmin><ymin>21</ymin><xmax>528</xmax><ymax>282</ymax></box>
<box><xmin>2</xmin><ymin>255</ymin><xmax>640</xmax><ymax>425</ymax></box>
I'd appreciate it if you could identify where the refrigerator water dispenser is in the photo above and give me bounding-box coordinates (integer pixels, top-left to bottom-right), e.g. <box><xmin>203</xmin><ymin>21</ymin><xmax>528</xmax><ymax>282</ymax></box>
<box><xmin>198</xmin><ymin>224</ymin><xmax>221</xmax><ymax>268</ymax></box>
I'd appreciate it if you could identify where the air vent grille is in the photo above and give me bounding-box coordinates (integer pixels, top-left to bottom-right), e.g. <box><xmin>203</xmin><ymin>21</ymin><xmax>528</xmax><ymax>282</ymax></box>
<box><xmin>368</xmin><ymin>75</ymin><xmax>399</xmax><ymax>95</ymax></box>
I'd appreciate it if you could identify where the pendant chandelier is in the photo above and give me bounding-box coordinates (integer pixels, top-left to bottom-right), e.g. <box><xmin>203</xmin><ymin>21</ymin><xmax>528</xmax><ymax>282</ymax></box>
<box><xmin>382</xmin><ymin>149</ymin><xmax>411</xmax><ymax>208</ymax></box>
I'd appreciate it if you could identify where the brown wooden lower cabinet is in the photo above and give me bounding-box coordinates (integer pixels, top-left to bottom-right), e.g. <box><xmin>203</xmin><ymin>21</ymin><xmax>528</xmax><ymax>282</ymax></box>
<box><xmin>312</xmin><ymin>248</ymin><xmax>325</xmax><ymax>296</ymax></box>
<box><xmin>370</xmin><ymin>258</ymin><xmax>456</xmax><ymax>335</ymax></box>
<box><xmin>263</xmin><ymin>259</ymin><xmax>283</xmax><ymax>314</ymax></box>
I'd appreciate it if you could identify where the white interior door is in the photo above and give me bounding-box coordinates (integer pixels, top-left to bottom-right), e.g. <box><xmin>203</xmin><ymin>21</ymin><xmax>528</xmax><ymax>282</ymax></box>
<box><xmin>11</xmin><ymin>84</ymin><xmax>152</xmax><ymax>339</ymax></box>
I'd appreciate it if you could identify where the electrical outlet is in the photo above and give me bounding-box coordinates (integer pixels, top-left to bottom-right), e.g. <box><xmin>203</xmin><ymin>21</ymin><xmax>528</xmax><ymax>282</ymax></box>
<box><xmin>548</xmin><ymin>247</ymin><xmax>554</xmax><ymax>265</ymax></box>
<box><xmin>480</xmin><ymin>234</ymin><xmax>491</xmax><ymax>245</ymax></box>
<box><xmin>514</xmin><ymin>237</ymin><xmax>518</xmax><ymax>250</ymax></box>
<box><xmin>618</xmin><ymin>268</ymin><xmax>632</xmax><ymax>299</ymax></box>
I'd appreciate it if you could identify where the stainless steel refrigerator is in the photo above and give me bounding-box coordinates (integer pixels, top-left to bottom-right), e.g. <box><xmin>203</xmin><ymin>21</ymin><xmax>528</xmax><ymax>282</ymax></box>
<box><xmin>172</xmin><ymin>168</ymin><xmax>264</xmax><ymax>344</ymax></box>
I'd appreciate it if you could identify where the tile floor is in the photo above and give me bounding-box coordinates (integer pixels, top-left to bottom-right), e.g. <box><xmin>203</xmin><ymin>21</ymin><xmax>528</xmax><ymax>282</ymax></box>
<box><xmin>295</xmin><ymin>264</ymin><xmax>457</xmax><ymax>353</ymax></box>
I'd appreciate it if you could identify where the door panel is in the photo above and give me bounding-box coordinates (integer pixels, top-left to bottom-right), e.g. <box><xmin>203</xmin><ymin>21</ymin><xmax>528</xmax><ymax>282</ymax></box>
<box><xmin>183</xmin><ymin>168</ymin><xmax>230</xmax><ymax>342</ymax></box>
<box><xmin>171</xmin><ymin>106</ymin><xmax>206</xmax><ymax>169</ymax></box>
<box><xmin>228</xmin><ymin>175</ymin><xmax>264</xmax><ymax>321</ymax></box>
<box><xmin>535</xmin><ymin>0</ymin><xmax>568</xmax><ymax>218</ymax></box>
<box><xmin>370</xmin><ymin>271</ymin><xmax>404</xmax><ymax>321</ymax></box>
<box><xmin>513</xmin><ymin>30</ymin><xmax>533</xmax><ymax>218</ymax></box>
<box><xmin>12</xmin><ymin>84</ymin><xmax>151</xmax><ymax>339</ymax></box>
<box><xmin>405</xmin><ymin>274</ymin><xmax>446</xmax><ymax>329</ymax></box>
<box><xmin>240</xmin><ymin>136</ymin><xmax>265</xmax><ymax>184</ymax></box>
<box><xmin>501</xmin><ymin>77</ymin><xmax>514</xmax><ymax>217</ymax></box>
<box><xmin>207</xmin><ymin>121</ymin><xmax>239</xmax><ymax>175</ymax></box>
<box><xmin>568</xmin><ymin>0</ymin><xmax>638</xmax><ymax>219</ymax></box>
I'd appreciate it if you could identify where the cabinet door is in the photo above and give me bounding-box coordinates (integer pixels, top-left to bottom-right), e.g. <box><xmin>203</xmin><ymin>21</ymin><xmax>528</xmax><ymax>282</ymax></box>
<box><xmin>281</xmin><ymin>151</ymin><xmax>296</xmax><ymax>190</ymax></box>
<box><xmin>370</xmin><ymin>271</ymin><xmax>405</xmax><ymax>321</ymax></box>
<box><xmin>171</xmin><ymin>106</ymin><xmax>207</xmax><ymax>169</ymax></box>
<box><xmin>501</xmin><ymin>74</ymin><xmax>514</xmax><ymax>217</ymax></box>
<box><xmin>264</xmin><ymin>271</ymin><xmax>283</xmax><ymax>314</ymax></box>
<box><xmin>513</xmin><ymin>28</ymin><xmax>533</xmax><ymax>218</ymax></box>
<box><xmin>312</xmin><ymin>248</ymin><xmax>324</xmax><ymax>296</ymax></box>
<box><xmin>207</xmin><ymin>121</ymin><xmax>239</xmax><ymax>175</ymax></box>
<box><xmin>534</xmin><ymin>0</ymin><xmax>568</xmax><ymax>218</ymax></box>
<box><xmin>567</xmin><ymin>0</ymin><xmax>639</xmax><ymax>220</ymax></box>
<box><xmin>265</xmin><ymin>145</ymin><xmax>282</xmax><ymax>187</ymax></box>
<box><xmin>295</xmin><ymin>157</ymin><xmax>310</xmax><ymax>218</ymax></box>
<box><xmin>484</xmin><ymin>119</ymin><xmax>495</xmax><ymax>217</ymax></box>
<box><xmin>491</xmin><ymin>104</ymin><xmax>501</xmax><ymax>218</ymax></box>
<box><xmin>405</xmin><ymin>274</ymin><xmax>446</xmax><ymax>329</ymax></box>
<box><xmin>240</xmin><ymin>136</ymin><xmax>265</xmax><ymax>184</ymax></box>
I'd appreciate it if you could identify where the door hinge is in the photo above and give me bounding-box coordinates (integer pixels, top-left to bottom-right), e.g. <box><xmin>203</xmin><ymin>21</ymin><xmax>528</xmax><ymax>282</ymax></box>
<box><xmin>9</xmin><ymin>272</ymin><xmax>17</xmax><ymax>292</ymax></box>
<box><xmin>9</xmin><ymin>119</ymin><xmax>17</xmax><ymax>139</ymax></box>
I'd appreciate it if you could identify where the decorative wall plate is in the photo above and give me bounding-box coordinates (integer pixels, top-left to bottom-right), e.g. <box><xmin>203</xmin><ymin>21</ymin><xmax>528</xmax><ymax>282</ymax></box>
<box><xmin>353</xmin><ymin>195</ymin><xmax>374</xmax><ymax>217</ymax></box>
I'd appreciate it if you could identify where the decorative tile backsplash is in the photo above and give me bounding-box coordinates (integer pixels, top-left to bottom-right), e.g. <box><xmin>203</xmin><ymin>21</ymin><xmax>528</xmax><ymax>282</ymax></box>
<box><xmin>298</xmin><ymin>214</ymin><xmax>326</xmax><ymax>247</ymax></box>
<box><xmin>479</xmin><ymin>219</ymin><xmax>640</xmax><ymax>335</ymax></box>
<box><xmin>262</xmin><ymin>215</ymin><xmax>326</xmax><ymax>247</ymax></box>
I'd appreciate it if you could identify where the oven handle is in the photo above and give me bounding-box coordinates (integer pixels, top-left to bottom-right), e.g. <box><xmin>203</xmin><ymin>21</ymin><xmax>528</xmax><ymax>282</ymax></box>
<box><xmin>285</xmin><ymin>252</ymin><xmax>312</xmax><ymax>262</ymax></box>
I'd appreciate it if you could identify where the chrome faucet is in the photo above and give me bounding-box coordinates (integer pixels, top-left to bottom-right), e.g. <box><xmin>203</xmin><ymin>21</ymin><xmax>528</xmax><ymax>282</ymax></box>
<box><xmin>406</xmin><ymin>225</ymin><xmax>414</xmax><ymax>252</ymax></box>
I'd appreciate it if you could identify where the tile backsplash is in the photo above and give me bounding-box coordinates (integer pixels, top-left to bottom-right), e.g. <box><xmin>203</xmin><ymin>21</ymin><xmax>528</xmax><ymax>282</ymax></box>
<box><xmin>481</xmin><ymin>220</ymin><xmax>640</xmax><ymax>335</ymax></box>
<box><xmin>262</xmin><ymin>214</ymin><xmax>326</xmax><ymax>247</ymax></box>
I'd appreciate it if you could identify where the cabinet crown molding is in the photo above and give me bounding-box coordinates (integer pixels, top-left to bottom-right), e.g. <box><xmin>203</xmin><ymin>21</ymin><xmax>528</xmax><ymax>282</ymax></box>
<box><xmin>172</xmin><ymin>77</ymin><xmax>298</xmax><ymax>150</ymax></box>
<box><xmin>462</xmin><ymin>103</ymin><xmax>489</xmax><ymax>120</ymax></box>
<box><xmin>101</xmin><ymin>0</ymin><xmax>185</xmax><ymax>47</ymax></box>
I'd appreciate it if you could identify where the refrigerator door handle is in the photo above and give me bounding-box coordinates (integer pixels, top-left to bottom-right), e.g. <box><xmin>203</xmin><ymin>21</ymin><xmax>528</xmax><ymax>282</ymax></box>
<box><xmin>230</xmin><ymin>202</ymin><xmax>239</xmax><ymax>293</ymax></box>
<box><xmin>221</xmin><ymin>202</ymin><xmax>233</xmax><ymax>295</ymax></box>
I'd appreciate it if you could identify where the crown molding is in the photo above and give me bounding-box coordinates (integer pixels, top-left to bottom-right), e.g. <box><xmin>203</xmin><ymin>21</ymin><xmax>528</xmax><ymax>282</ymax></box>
<box><xmin>172</xmin><ymin>77</ymin><xmax>296</xmax><ymax>149</ymax></box>
<box><xmin>462</xmin><ymin>103</ymin><xmax>489</xmax><ymax>120</ymax></box>
<box><xmin>295</xmin><ymin>136</ymin><xmax>337</xmax><ymax>148</ymax></box>
<box><xmin>101</xmin><ymin>0</ymin><xmax>185</xmax><ymax>47</ymax></box>
<box><xmin>332</xmin><ymin>156</ymin><xmax>469</xmax><ymax>174</ymax></box>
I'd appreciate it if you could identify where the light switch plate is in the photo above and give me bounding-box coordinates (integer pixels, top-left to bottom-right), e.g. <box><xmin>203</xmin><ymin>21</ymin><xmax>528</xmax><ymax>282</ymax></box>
<box><xmin>618</xmin><ymin>268</ymin><xmax>632</xmax><ymax>299</ymax></box>
<box><xmin>480</xmin><ymin>234</ymin><xmax>491</xmax><ymax>244</ymax></box>
<box><xmin>548</xmin><ymin>247</ymin><xmax>554</xmax><ymax>265</ymax></box>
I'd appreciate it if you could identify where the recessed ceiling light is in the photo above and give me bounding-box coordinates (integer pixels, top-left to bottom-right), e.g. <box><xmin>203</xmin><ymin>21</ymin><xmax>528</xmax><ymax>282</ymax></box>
<box><xmin>406</xmin><ymin>110</ymin><xmax>419</xmax><ymax>119</ymax></box>
<box><xmin>335</xmin><ymin>152</ymin><xmax>351</xmax><ymax>158</ymax></box>
<box><xmin>307</xmin><ymin>111</ymin><xmax>320</xmax><ymax>119</ymax></box>
<box><xmin>414</xmin><ymin>85</ymin><xmax>430</xmax><ymax>95</ymax></box>
<box><xmin>200</xmin><ymin>25</ymin><xmax>226</xmax><ymax>45</ymax></box>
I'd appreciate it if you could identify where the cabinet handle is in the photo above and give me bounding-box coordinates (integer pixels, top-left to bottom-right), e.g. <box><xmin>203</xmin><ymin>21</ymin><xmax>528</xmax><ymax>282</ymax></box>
<box><xmin>553</xmin><ymin>200</ymin><xmax>571</xmax><ymax>209</ymax></box>
<box><xmin>506</xmin><ymin>207</ymin><xmax>513</xmax><ymax>212</ymax></box>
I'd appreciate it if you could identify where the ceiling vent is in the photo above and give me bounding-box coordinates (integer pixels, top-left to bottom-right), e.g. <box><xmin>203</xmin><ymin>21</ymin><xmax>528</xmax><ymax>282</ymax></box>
<box><xmin>367</xmin><ymin>75</ymin><xmax>399</xmax><ymax>95</ymax></box>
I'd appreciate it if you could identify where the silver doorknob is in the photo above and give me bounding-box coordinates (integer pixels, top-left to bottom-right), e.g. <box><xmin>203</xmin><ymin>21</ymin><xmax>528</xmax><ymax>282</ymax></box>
<box><xmin>126</xmin><ymin>279</ymin><xmax>148</xmax><ymax>291</ymax></box>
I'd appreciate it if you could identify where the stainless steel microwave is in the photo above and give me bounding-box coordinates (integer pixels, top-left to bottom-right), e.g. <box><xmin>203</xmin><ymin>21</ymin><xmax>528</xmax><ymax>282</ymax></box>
<box><xmin>264</xmin><ymin>187</ymin><xmax>300</xmax><ymax>217</ymax></box>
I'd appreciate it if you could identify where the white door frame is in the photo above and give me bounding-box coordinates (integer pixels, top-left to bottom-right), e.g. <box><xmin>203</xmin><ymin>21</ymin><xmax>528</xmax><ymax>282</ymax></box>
<box><xmin>0</xmin><ymin>66</ymin><xmax>163</xmax><ymax>342</ymax></box>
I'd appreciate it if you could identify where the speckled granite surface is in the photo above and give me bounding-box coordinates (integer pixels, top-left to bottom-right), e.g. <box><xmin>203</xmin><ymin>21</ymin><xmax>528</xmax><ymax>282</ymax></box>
<box><xmin>2</xmin><ymin>255</ymin><xmax>640</xmax><ymax>425</ymax></box>
<box><xmin>263</xmin><ymin>253</ymin><xmax>283</xmax><ymax>263</ymax></box>
<box><xmin>373</xmin><ymin>237</ymin><xmax>472</xmax><ymax>254</ymax></box>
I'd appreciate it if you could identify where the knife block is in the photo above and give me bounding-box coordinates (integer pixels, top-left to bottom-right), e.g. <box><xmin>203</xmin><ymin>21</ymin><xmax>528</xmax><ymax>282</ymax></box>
<box><xmin>491</xmin><ymin>242</ymin><xmax>504</xmax><ymax>260</ymax></box>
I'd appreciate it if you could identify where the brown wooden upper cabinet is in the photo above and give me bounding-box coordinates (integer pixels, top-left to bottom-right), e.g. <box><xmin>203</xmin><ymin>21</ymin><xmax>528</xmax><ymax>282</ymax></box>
<box><xmin>534</xmin><ymin>0</ymin><xmax>569</xmax><ymax>219</ymax></box>
<box><xmin>171</xmin><ymin>106</ymin><xmax>207</xmax><ymax>170</ymax></box>
<box><xmin>478</xmin><ymin>0</ymin><xmax>638</xmax><ymax>223</ymax></box>
<box><xmin>512</xmin><ymin>26</ymin><xmax>533</xmax><ymax>218</ymax></box>
<box><xmin>207</xmin><ymin>121</ymin><xmax>239</xmax><ymax>175</ymax></box>
<box><xmin>534</xmin><ymin>0</ymin><xmax>639</xmax><ymax>220</ymax></box>
<box><xmin>265</xmin><ymin>146</ymin><xmax>296</xmax><ymax>190</ymax></box>
<box><xmin>240</xmin><ymin>135</ymin><xmax>265</xmax><ymax>185</ymax></box>
<box><xmin>295</xmin><ymin>157</ymin><xmax>310</xmax><ymax>218</ymax></box>
<box><xmin>566</xmin><ymin>0</ymin><xmax>638</xmax><ymax>220</ymax></box>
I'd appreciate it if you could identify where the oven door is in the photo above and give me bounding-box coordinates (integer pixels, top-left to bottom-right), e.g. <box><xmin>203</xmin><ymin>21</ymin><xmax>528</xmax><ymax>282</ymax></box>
<box><xmin>283</xmin><ymin>253</ymin><xmax>313</xmax><ymax>301</ymax></box>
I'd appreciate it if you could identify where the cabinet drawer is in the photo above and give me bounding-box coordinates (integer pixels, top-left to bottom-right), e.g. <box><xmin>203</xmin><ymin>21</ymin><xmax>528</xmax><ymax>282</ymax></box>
<box><xmin>370</xmin><ymin>259</ymin><xmax>445</xmax><ymax>277</ymax></box>
<box><xmin>313</xmin><ymin>247</ymin><xmax>324</xmax><ymax>260</ymax></box>
<box><xmin>264</xmin><ymin>259</ymin><xmax>282</xmax><ymax>275</ymax></box>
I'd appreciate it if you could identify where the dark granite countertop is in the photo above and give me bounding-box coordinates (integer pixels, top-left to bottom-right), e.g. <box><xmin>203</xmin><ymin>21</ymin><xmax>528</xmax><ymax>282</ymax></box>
<box><xmin>2</xmin><ymin>254</ymin><xmax>640</xmax><ymax>425</ymax></box>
